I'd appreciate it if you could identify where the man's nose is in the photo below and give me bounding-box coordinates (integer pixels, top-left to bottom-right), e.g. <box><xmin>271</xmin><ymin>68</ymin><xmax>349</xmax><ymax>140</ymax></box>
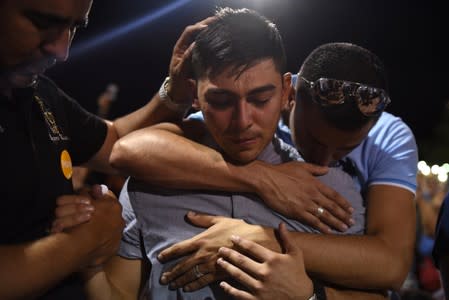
<box><xmin>233</xmin><ymin>101</ymin><xmax>253</xmax><ymax>130</ymax></box>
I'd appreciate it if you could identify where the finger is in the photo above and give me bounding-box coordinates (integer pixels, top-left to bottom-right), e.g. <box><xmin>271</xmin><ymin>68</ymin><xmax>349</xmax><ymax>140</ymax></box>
<box><xmin>173</xmin><ymin>17</ymin><xmax>216</xmax><ymax>54</ymax></box>
<box><xmin>51</xmin><ymin>213</ymin><xmax>92</xmax><ymax>233</ymax></box>
<box><xmin>218</xmin><ymin>247</ymin><xmax>260</xmax><ymax>278</ymax></box>
<box><xmin>310</xmin><ymin>190</ymin><xmax>354</xmax><ymax>230</ymax></box>
<box><xmin>54</xmin><ymin>203</ymin><xmax>94</xmax><ymax>218</ymax></box>
<box><xmin>298</xmin><ymin>161</ymin><xmax>329</xmax><ymax>176</ymax></box>
<box><xmin>278</xmin><ymin>223</ymin><xmax>296</xmax><ymax>254</ymax></box>
<box><xmin>228</xmin><ymin>235</ymin><xmax>273</xmax><ymax>269</ymax></box>
<box><xmin>312</xmin><ymin>204</ymin><xmax>351</xmax><ymax>232</ymax></box>
<box><xmin>217</xmin><ymin>257</ymin><xmax>260</xmax><ymax>292</ymax></box>
<box><xmin>319</xmin><ymin>183</ymin><xmax>354</xmax><ymax>214</ymax></box>
<box><xmin>185</xmin><ymin>211</ymin><xmax>220</xmax><ymax>227</ymax></box>
<box><xmin>157</xmin><ymin>237</ymin><xmax>199</xmax><ymax>263</ymax></box>
<box><xmin>300</xmin><ymin>211</ymin><xmax>332</xmax><ymax>234</ymax></box>
<box><xmin>90</xmin><ymin>184</ymin><xmax>110</xmax><ymax>199</ymax></box>
<box><xmin>177</xmin><ymin>42</ymin><xmax>196</xmax><ymax>75</ymax></box>
<box><xmin>166</xmin><ymin>261</ymin><xmax>210</xmax><ymax>289</ymax></box>
<box><xmin>56</xmin><ymin>195</ymin><xmax>91</xmax><ymax>206</ymax></box>
<box><xmin>160</xmin><ymin>254</ymin><xmax>202</xmax><ymax>284</ymax></box>
<box><xmin>220</xmin><ymin>281</ymin><xmax>254</xmax><ymax>300</ymax></box>
<box><xmin>182</xmin><ymin>272</ymin><xmax>216</xmax><ymax>292</ymax></box>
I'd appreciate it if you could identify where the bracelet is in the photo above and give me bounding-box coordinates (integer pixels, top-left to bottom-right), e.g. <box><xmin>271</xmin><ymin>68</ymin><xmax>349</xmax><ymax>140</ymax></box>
<box><xmin>158</xmin><ymin>76</ymin><xmax>191</xmax><ymax>113</ymax></box>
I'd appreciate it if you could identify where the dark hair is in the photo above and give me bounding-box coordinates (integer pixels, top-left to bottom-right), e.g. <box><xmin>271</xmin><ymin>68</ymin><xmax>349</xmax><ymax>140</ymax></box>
<box><xmin>297</xmin><ymin>42</ymin><xmax>388</xmax><ymax>130</ymax></box>
<box><xmin>191</xmin><ymin>7</ymin><xmax>286</xmax><ymax>80</ymax></box>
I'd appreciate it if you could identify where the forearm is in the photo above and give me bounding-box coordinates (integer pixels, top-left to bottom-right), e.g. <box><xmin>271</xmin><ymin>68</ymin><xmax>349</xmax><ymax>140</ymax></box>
<box><xmin>325</xmin><ymin>286</ymin><xmax>387</xmax><ymax>300</ymax></box>
<box><xmin>110</xmin><ymin>127</ymin><xmax>262</xmax><ymax>192</ymax></box>
<box><xmin>294</xmin><ymin>186</ymin><xmax>415</xmax><ymax>290</ymax></box>
<box><xmin>84</xmin><ymin>256</ymin><xmax>143</xmax><ymax>300</ymax></box>
<box><xmin>290</xmin><ymin>233</ymin><xmax>405</xmax><ymax>290</ymax></box>
<box><xmin>0</xmin><ymin>232</ymin><xmax>97</xmax><ymax>299</ymax></box>
<box><xmin>112</xmin><ymin>93</ymin><xmax>184</xmax><ymax>138</ymax></box>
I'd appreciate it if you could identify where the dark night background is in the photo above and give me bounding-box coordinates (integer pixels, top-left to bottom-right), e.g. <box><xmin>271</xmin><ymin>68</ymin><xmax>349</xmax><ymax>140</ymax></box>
<box><xmin>47</xmin><ymin>0</ymin><xmax>444</xmax><ymax>161</ymax></box>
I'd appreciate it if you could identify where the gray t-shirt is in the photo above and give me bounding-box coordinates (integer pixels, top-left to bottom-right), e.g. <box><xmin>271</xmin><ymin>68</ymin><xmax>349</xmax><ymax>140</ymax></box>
<box><xmin>118</xmin><ymin>136</ymin><xmax>365</xmax><ymax>299</ymax></box>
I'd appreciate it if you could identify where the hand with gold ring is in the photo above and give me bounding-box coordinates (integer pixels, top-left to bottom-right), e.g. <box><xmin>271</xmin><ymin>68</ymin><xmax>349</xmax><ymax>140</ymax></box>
<box><xmin>193</xmin><ymin>265</ymin><xmax>204</xmax><ymax>279</ymax></box>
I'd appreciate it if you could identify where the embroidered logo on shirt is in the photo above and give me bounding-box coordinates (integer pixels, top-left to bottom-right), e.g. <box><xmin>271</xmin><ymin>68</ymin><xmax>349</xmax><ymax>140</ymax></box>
<box><xmin>60</xmin><ymin>149</ymin><xmax>73</xmax><ymax>179</ymax></box>
<box><xmin>34</xmin><ymin>94</ymin><xmax>69</xmax><ymax>142</ymax></box>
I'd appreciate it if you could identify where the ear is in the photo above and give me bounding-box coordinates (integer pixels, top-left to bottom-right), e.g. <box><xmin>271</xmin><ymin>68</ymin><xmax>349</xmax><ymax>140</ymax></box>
<box><xmin>189</xmin><ymin>79</ymin><xmax>200</xmax><ymax>110</ymax></box>
<box><xmin>282</xmin><ymin>72</ymin><xmax>294</xmax><ymax>110</ymax></box>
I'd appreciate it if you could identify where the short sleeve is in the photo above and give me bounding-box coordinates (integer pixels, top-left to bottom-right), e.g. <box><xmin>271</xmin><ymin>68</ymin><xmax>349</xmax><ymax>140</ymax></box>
<box><xmin>60</xmin><ymin>90</ymin><xmax>107</xmax><ymax>165</ymax></box>
<box><xmin>362</xmin><ymin>114</ymin><xmax>418</xmax><ymax>194</ymax></box>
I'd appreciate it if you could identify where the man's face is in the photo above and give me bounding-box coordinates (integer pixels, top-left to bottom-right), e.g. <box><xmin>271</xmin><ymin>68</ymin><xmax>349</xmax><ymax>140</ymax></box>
<box><xmin>290</xmin><ymin>94</ymin><xmax>375</xmax><ymax>166</ymax></box>
<box><xmin>195</xmin><ymin>59</ymin><xmax>290</xmax><ymax>164</ymax></box>
<box><xmin>0</xmin><ymin>0</ymin><xmax>92</xmax><ymax>89</ymax></box>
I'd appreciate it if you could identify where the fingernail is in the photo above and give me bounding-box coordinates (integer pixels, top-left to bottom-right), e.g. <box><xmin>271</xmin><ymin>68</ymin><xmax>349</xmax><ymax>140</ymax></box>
<box><xmin>217</xmin><ymin>257</ymin><xmax>224</xmax><ymax>265</ymax></box>
<box><xmin>218</xmin><ymin>247</ymin><xmax>227</xmax><ymax>254</ymax></box>
<box><xmin>187</xmin><ymin>211</ymin><xmax>197</xmax><ymax>216</ymax></box>
<box><xmin>349</xmin><ymin>218</ymin><xmax>355</xmax><ymax>225</ymax></box>
<box><xmin>100</xmin><ymin>184</ymin><xmax>109</xmax><ymax>195</ymax></box>
<box><xmin>341</xmin><ymin>224</ymin><xmax>348</xmax><ymax>231</ymax></box>
<box><xmin>85</xmin><ymin>205</ymin><xmax>95</xmax><ymax>212</ymax></box>
<box><xmin>349</xmin><ymin>207</ymin><xmax>354</xmax><ymax>213</ymax></box>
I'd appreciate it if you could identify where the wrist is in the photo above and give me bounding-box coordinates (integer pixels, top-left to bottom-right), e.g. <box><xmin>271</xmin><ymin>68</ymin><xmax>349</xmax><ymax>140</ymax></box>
<box><xmin>229</xmin><ymin>160</ymin><xmax>265</xmax><ymax>194</ymax></box>
<box><xmin>158</xmin><ymin>76</ymin><xmax>191</xmax><ymax>113</ymax></box>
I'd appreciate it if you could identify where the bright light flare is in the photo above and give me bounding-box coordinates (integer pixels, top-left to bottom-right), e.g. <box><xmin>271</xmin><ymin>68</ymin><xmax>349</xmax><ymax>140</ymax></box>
<box><xmin>71</xmin><ymin>0</ymin><xmax>192</xmax><ymax>57</ymax></box>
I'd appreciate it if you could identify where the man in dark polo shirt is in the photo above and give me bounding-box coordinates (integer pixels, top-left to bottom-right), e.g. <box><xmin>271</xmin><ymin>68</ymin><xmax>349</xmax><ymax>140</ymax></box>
<box><xmin>0</xmin><ymin>0</ymin><xmax>200</xmax><ymax>298</ymax></box>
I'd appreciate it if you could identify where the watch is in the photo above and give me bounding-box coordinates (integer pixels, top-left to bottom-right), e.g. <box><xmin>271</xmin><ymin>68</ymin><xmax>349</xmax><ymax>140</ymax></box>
<box><xmin>158</xmin><ymin>76</ymin><xmax>190</xmax><ymax>113</ymax></box>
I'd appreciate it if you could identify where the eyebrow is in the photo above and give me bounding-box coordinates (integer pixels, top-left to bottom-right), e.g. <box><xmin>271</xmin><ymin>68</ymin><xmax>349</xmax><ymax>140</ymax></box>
<box><xmin>25</xmin><ymin>10</ymin><xmax>89</xmax><ymax>28</ymax></box>
<box><xmin>205</xmin><ymin>84</ymin><xmax>276</xmax><ymax>98</ymax></box>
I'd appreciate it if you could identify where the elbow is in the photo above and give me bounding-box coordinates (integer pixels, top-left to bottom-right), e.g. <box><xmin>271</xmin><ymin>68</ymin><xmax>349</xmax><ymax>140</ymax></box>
<box><xmin>109</xmin><ymin>139</ymin><xmax>132</xmax><ymax>173</ymax></box>
<box><xmin>388</xmin><ymin>259</ymin><xmax>410</xmax><ymax>291</ymax></box>
<box><xmin>381</xmin><ymin>249</ymin><xmax>413</xmax><ymax>291</ymax></box>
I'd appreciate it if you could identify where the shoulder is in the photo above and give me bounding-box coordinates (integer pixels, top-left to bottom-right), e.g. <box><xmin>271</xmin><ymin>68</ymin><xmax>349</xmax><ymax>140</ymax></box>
<box><xmin>356</xmin><ymin>111</ymin><xmax>417</xmax><ymax>159</ymax></box>
<box><xmin>368</xmin><ymin>112</ymin><xmax>416</xmax><ymax>145</ymax></box>
<box><xmin>35</xmin><ymin>75</ymin><xmax>78</xmax><ymax>108</ymax></box>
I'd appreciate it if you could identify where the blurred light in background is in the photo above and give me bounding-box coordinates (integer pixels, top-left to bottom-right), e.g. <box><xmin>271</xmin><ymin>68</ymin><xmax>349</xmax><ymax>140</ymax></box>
<box><xmin>418</xmin><ymin>161</ymin><xmax>449</xmax><ymax>183</ymax></box>
<box><xmin>431</xmin><ymin>165</ymin><xmax>440</xmax><ymax>175</ymax></box>
<box><xmin>71</xmin><ymin>0</ymin><xmax>192</xmax><ymax>57</ymax></box>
